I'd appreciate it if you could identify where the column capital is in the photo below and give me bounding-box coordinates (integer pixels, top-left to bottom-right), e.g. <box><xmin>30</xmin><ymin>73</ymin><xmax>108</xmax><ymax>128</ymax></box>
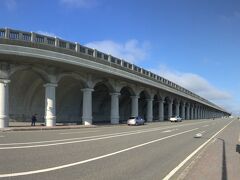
<box><xmin>110</xmin><ymin>92</ymin><xmax>121</xmax><ymax>96</ymax></box>
<box><xmin>44</xmin><ymin>83</ymin><xmax>58</xmax><ymax>88</ymax></box>
<box><xmin>130</xmin><ymin>95</ymin><xmax>139</xmax><ymax>99</ymax></box>
<box><xmin>181</xmin><ymin>101</ymin><xmax>186</xmax><ymax>106</ymax></box>
<box><xmin>157</xmin><ymin>99</ymin><xmax>165</xmax><ymax>103</ymax></box>
<box><xmin>167</xmin><ymin>98</ymin><xmax>173</xmax><ymax>104</ymax></box>
<box><xmin>146</xmin><ymin>98</ymin><xmax>153</xmax><ymax>102</ymax></box>
<box><xmin>81</xmin><ymin>88</ymin><xmax>94</xmax><ymax>92</ymax></box>
<box><xmin>0</xmin><ymin>79</ymin><xmax>10</xmax><ymax>84</ymax></box>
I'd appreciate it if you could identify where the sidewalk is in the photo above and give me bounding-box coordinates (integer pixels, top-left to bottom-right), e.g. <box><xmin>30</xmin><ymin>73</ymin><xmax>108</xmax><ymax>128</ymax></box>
<box><xmin>0</xmin><ymin>120</ymin><xmax>167</xmax><ymax>131</ymax></box>
<box><xmin>178</xmin><ymin>119</ymin><xmax>240</xmax><ymax>180</ymax></box>
<box><xmin>0</xmin><ymin>122</ymin><xmax>98</xmax><ymax>131</ymax></box>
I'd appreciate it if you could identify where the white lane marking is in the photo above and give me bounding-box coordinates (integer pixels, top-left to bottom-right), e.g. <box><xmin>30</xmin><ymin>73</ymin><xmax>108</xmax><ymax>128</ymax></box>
<box><xmin>0</xmin><ymin>126</ymin><xmax>196</xmax><ymax>150</ymax></box>
<box><xmin>0</xmin><ymin>128</ymin><xmax>198</xmax><ymax>178</ymax></box>
<box><xmin>202</xmin><ymin>125</ymin><xmax>209</xmax><ymax>127</ymax></box>
<box><xmin>59</xmin><ymin>130</ymin><xmax>100</xmax><ymax>135</ymax></box>
<box><xmin>163</xmin><ymin>120</ymin><xmax>234</xmax><ymax>180</ymax></box>
<box><xmin>0</xmin><ymin>136</ymin><xmax>4</xmax><ymax>138</ymax></box>
<box><xmin>0</xmin><ymin>121</ymin><xmax>207</xmax><ymax>147</ymax></box>
<box><xmin>0</xmin><ymin>126</ymin><xmax>174</xmax><ymax>146</ymax></box>
<box><xmin>162</xmin><ymin>129</ymin><xmax>178</xmax><ymax>133</ymax></box>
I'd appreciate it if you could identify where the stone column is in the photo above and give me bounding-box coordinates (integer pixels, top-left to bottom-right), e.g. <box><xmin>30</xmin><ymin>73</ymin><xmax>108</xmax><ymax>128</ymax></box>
<box><xmin>158</xmin><ymin>99</ymin><xmax>164</xmax><ymax>121</ymax></box>
<box><xmin>190</xmin><ymin>106</ymin><xmax>194</xmax><ymax>120</ymax></box>
<box><xmin>0</xmin><ymin>79</ymin><xmax>10</xmax><ymax>128</ymax></box>
<box><xmin>181</xmin><ymin>102</ymin><xmax>185</xmax><ymax>120</ymax></box>
<box><xmin>199</xmin><ymin>108</ymin><xmax>201</xmax><ymax>119</ymax></box>
<box><xmin>194</xmin><ymin>107</ymin><xmax>198</xmax><ymax>119</ymax></box>
<box><xmin>196</xmin><ymin>107</ymin><xmax>199</xmax><ymax>119</ymax></box>
<box><xmin>168</xmin><ymin>100</ymin><xmax>173</xmax><ymax>119</ymax></box>
<box><xmin>131</xmin><ymin>95</ymin><xmax>139</xmax><ymax>117</ymax></box>
<box><xmin>186</xmin><ymin>104</ymin><xmax>190</xmax><ymax>120</ymax></box>
<box><xmin>175</xmin><ymin>102</ymin><xmax>180</xmax><ymax>117</ymax></box>
<box><xmin>110</xmin><ymin>92</ymin><xmax>120</xmax><ymax>124</ymax></box>
<box><xmin>82</xmin><ymin>88</ymin><xmax>94</xmax><ymax>125</ymax></box>
<box><xmin>44</xmin><ymin>83</ymin><xmax>57</xmax><ymax>127</ymax></box>
<box><xmin>146</xmin><ymin>98</ymin><xmax>153</xmax><ymax>122</ymax></box>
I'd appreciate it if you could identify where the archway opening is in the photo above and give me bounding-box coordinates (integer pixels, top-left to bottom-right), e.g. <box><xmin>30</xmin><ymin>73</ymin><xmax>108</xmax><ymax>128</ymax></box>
<box><xmin>57</xmin><ymin>77</ymin><xmax>83</xmax><ymax>124</ymax></box>
<box><xmin>153</xmin><ymin>95</ymin><xmax>159</xmax><ymax>121</ymax></box>
<box><xmin>164</xmin><ymin>97</ymin><xmax>170</xmax><ymax>121</ymax></box>
<box><xmin>119</xmin><ymin>87</ymin><xmax>132</xmax><ymax>123</ymax></box>
<box><xmin>139</xmin><ymin>91</ymin><xmax>148</xmax><ymax>120</ymax></box>
<box><xmin>9</xmin><ymin>69</ymin><xmax>45</xmax><ymax>123</ymax></box>
<box><xmin>92</xmin><ymin>83</ymin><xmax>111</xmax><ymax>124</ymax></box>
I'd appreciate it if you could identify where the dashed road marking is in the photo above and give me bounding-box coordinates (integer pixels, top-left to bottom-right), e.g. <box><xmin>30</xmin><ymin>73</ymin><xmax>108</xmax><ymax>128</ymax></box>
<box><xmin>162</xmin><ymin>129</ymin><xmax>178</xmax><ymax>133</ymax></box>
<box><xmin>202</xmin><ymin>125</ymin><xmax>209</xmax><ymax>127</ymax></box>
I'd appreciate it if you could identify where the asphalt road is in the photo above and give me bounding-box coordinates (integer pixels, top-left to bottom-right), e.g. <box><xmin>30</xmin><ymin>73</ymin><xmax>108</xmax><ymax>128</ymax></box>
<box><xmin>0</xmin><ymin>118</ymin><xmax>236</xmax><ymax>180</ymax></box>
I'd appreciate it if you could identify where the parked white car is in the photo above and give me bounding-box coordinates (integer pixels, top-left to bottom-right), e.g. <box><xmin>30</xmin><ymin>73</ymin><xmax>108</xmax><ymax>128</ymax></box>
<box><xmin>169</xmin><ymin>116</ymin><xmax>182</xmax><ymax>122</ymax></box>
<box><xmin>127</xmin><ymin>116</ymin><xmax>145</xmax><ymax>126</ymax></box>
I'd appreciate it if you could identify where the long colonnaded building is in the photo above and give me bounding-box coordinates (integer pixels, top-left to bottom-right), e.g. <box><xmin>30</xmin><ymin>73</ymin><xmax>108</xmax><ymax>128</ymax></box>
<box><xmin>0</xmin><ymin>28</ymin><xmax>230</xmax><ymax>128</ymax></box>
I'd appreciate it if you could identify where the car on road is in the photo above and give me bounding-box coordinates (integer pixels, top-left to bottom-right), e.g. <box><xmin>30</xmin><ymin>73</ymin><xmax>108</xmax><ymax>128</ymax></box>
<box><xmin>169</xmin><ymin>116</ymin><xmax>182</xmax><ymax>122</ymax></box>
<box><xmin>127</xmin><ymin>116</ymin><xmax>145</xmax><ymax>126</ymax></box>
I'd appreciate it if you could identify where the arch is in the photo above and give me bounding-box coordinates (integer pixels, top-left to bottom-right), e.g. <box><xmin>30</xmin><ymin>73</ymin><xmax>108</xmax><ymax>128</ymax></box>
<box><xmin>56</xmin><ymin>76</ymin><xmax>84</xmax><ymax>124</ymax></box>
<box><xmin>119</xmin><ymin>85</ymin><xmax>135</xmax><ymax>96</ymax></box>
<box><xmin>119</xmin><ymin>86</ymin><xmax>132</xmax><ymax>122</ymax></box>
<box><xmin>92</xmin><ymin>82</ymin><xmax>111</xmax><ymax>124</ymax></box>
<box><xmin>139</xmin><ymin>90</ymin><xmax>150</xmax><ymax>120</ymax></box>
<box><xmin>9</xmin><ymin>69</ymin><xmax>45</xmax><ymax>122</ymax></box>
<box><xmin>10</xmin><ymin>65</ymin><xmax>50</xmax><ymax>83</ymax></box>
<box><xmin>57</xmin><ymin>72</ymin><xmax>87</xmax><ymax>86</ymax></box>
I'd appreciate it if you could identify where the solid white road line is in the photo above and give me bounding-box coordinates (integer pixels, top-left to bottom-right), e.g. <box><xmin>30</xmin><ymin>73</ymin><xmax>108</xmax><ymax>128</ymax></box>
<box><xmin>0</xmin><ymin>126</ymin><xmax>197</xmax><ymax>150</ymax></box>
<box><xmin>162</xmin><ymin>119</ymin><xmax>234</xmax><ymax>180</ymax></box>
<box><xmin>0</xmin><ymin>121</ymin><xmax>208</xmax><ymax>147</ymax></box>
<box><xmin>0</xmin><ymin>126</ymin><xmax>173</xmax><ymax>146</ymax></box>
<box><xmin>0</xmin><ymin>128</ymin><xmax>199</xmax><ymax>178</ymax></box>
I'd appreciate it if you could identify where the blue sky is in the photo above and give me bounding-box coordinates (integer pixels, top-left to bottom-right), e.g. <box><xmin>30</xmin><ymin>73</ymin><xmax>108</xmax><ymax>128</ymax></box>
<box><xmin>1</xmin><ymin>0</ymin><xmax>240</xmax><ymax>115</ymax></box>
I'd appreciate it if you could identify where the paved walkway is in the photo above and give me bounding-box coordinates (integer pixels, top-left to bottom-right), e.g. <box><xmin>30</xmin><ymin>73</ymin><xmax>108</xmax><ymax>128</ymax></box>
<box><xmin>178</xmin><ymin>119</ymin><xmax>240</xmax><ymax>180</ymax></box>
<box><xmin>0</xmin><ymin>122</ymin><xmax>98</xmax><ymax>131</ymax></box>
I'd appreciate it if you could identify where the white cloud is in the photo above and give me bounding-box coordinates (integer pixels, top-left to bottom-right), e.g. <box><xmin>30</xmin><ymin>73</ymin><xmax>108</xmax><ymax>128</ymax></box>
<box><xmin>5</xmin><ymin>0</ymin><xmax>17</xmax><ymax>11</ymax></box>
<box><xmin>60</xmin><ymin>0</ymin><xmax>98</xmax><ymax>8</ymax></box>
<box><xmin>151</xmin><ymin>65</ymin><xmax>236</xmax><ymax>113</ymax></box>
<box><xmin>85</xmin><ymin>39</ymin><xmax>150</xmax><ymax>64</ymax></box>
